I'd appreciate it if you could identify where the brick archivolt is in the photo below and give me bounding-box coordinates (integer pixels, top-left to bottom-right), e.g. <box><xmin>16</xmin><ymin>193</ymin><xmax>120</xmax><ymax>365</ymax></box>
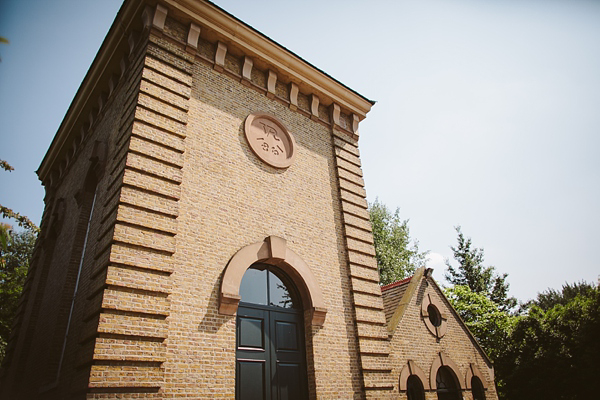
<box><xmin>399</xmin><ymin>356</ymin><xmax>490</xmax><ymax>394</ymax></box>
<box><xmin>465</xmin><ymin>363</ymin><xmax>488</xmax><ymax>390</ymax></box>
<box><xmin>399</xmin><ymin>360</ymin><xmax>430</xmax><ymax>391</ymax></box>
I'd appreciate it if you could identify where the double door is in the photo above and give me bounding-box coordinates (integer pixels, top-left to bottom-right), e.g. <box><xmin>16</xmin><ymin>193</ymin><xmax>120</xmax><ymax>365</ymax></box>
<box><xmin>236</xmin><ymin>304</ymin><xmax>307</xmax><ymax>400</ymax></box>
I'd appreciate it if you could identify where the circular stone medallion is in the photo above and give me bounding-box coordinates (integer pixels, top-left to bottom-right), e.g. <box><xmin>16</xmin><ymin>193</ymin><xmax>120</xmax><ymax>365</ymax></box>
<box><xmin>244</xmin><ymin>112</ymin><xmax>296</xmax><ymax>169</ymax></box>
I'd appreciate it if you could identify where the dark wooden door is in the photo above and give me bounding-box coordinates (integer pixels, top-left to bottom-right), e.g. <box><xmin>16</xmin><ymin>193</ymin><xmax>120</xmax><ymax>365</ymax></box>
<box><xmin>236</xmin><ymin>305</ymin><xmax>307</xmax><ymax>400</ymax></box>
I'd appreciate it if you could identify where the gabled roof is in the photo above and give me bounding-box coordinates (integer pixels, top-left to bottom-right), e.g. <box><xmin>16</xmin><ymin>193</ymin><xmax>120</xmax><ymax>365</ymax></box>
<box><xmin>381</xmin><ymin>276</ymin><xmax>413</xmax><ymax>324</ymax></box>
<box><xmin>381</xmin><ymin>267</ymin><xmax>493</xmax><ymax>365</ymax></box>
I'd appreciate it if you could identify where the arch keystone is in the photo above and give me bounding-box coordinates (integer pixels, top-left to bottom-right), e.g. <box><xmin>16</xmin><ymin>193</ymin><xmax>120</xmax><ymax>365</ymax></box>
<box><xmin>267</xmin><ymin>235</ymin><xmax>286</xmax><ymax>260</ymax></box>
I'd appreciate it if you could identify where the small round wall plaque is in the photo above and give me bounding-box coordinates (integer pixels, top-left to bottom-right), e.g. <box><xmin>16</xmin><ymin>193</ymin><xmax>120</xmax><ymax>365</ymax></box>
<box><xmin>244</xmin><ymin>112</ymin><xmax>296</xmax><ymax>169</ymax></box>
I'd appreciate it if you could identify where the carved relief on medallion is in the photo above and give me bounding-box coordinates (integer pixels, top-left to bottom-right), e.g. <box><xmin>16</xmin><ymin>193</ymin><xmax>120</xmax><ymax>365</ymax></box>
<box><xmin>244</xmin><ymin>112</ymin><xmax>296</xmax><ymax>169</ymax></box>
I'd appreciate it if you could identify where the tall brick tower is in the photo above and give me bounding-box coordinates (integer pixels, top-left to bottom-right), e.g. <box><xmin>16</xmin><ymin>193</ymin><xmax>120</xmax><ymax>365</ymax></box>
<box><xmin>0</xmin><ymin>1</ymin><xmax>395</xmax><ymax>398</ymax></box>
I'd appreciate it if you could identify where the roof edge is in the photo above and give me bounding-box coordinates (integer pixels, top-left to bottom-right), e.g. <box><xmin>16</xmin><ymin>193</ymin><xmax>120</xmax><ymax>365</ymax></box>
<box><xmin>426</xmin><ymin>277</ymin><xmax>495</xmax><ymax>366</ymax></box>
<box><xmin>37</xmin><ymin>0</ymin><xmax>144</xmax><ymax>182</ymax></box>
<box><xmin>205</xmin><ymin>0</ymin><xmax>375</xmax><ymax>107</ymax></box>
<box><xmin>387</xmin><ymin>267</ymin><xmax>426</xmax><ymax>336</ymax></box>
<box><xmin>37</xmin><ymin>0</ymin><xmax>376</xmax><ymax>183</ymax></box>
<box><xmin>165</xmin><ymin>0</ymin><xmax>374</xmax><ymax>116</ymax></box>
<box><xmin>381</xmin><ymin>276</ymin><xmax>413</xmax><ymax>292</ymax></box>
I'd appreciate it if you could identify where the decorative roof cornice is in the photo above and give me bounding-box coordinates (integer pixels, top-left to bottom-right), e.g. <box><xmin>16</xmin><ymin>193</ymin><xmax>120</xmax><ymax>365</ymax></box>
<box><xmin>165</xmin><ymin>0</ymin><xmax>374</xmax><ymax>115</ymax></box>
<box><xmin>38</xmin><ymin>0</ymin><xmax>375</xmax><ymax>185</ymax></box>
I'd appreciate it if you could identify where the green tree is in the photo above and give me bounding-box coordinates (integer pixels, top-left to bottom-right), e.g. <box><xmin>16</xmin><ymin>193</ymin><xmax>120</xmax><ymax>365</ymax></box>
<box><xmin>1</xmin><ymin>159</ymin><xmax>39</xmax><ymax>362</ymax></box>
<box><xmin>0</xmin><ymin>230</ymin><xmax>36</xmax><ymax>360</ymax></box>
<box><xmin>0</xmin><ymin>223</ymin><xmax>9</xmax><ymax>250</ymax></box>
<box><xmin>530</xmin><ymin>280</ymin><xmax>596</xmax><ymax>311</ymax></box>
<box><xmin>0</xmin><ymin>160</ymin><xmax>39</xmax><ymax>234</ymax></box>
<box><xmin>445</xmin><ymin>285</ymin><xmax>516</xmax><ymax>361</ymax></box>
<box><xmin>369</xmin><ymin>199</ymin><xmax>427</xmax><ymax>285</ymax></box>
<box><xmin>444</xmin><ymin>227</ymin><xmax>519</xmax><ymax>398</ymax></box>
<box><xmin>445</xmin><ymin>226</ymin><xmax>516</xmax><ymax>312</ymax></box>
<box><xmin>496</xmin><ymin>283</ymin><xmax>599</xmax><ymax>400</ymax></box>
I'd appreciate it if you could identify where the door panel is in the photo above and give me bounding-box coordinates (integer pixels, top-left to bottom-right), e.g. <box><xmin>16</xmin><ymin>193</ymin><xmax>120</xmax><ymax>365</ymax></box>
<box><xmin>275</xmin><ymin>363</ymin><xmax>302</xmax><ymax>400</ymax></box>
<box><xmin>239</xmin><ymin>317</ymin><xmax>265</xmax><ymax>350</ymax></box>
<box><xmin>238</xmin><ymin>361</ymin><xmax>266</xmax><ymax>400</ymax></box>
<box><xmin>274</xmin><ymin>321</ymin><xmax>298</xmax><ymax>351</ymax></box>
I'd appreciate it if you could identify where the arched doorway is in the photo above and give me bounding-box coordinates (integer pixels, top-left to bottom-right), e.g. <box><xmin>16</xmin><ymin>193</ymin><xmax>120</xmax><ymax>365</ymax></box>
<box><xmin>436</xmin><ymin>366</ymin><xmax>461</xmax><ymax>400</ymax></box>
<box><xmin>236</xmin><ymin>263</ymin><xmax>308</xmax><ymax>400</ymax></box>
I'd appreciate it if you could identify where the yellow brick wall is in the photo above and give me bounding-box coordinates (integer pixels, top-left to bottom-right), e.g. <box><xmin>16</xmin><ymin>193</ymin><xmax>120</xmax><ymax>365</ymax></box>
<box><xmin>162</xmin><ymin>47</ymin><xmax>364</xmax><ymax>399</ymax></box>
<box><xmin>81</xmin><ymin>14</ymin><xmax>377</xmax><ymax>397</ymax></box>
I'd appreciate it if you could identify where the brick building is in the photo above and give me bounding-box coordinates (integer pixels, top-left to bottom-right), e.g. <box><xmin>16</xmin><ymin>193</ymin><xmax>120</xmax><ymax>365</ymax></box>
<box><xmin>0</xmin><ymin>1</ymin><xmax>498</xmax><ymax>399</ymax></box>
<box><xmin>382</xmin><ymin>268</ymin><xmax>498</xmax><ymax>400</ymax></box>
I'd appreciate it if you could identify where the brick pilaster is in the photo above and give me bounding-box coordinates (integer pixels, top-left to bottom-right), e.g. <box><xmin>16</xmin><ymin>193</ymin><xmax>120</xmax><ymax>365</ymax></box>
<box><xmin>80</xmin><ymin>22</ymin><xmax>193</xmax><ymax>397</ymax></box>
<box><xmin>331</xmin><ymin>130</ymin><xmax>396</xmax><ymax>398</ymax></box>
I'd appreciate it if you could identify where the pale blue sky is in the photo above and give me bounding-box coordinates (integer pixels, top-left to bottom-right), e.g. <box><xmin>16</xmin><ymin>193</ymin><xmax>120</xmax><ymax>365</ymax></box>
<box><xmin>1</xmin><ymin>0</ymin><xmax>599</xmax><ymax>302</ymax></box>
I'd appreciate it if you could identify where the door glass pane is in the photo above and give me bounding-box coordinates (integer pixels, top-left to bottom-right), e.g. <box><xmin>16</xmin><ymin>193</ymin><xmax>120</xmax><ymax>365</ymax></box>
<box><xmin>268</xmin><ymin>270</ymin><xmax>296</xmax><ymax>308</ymax></box>
<box><xmin>240</xmin><ymin>267</ymin><xmax>267</xmax><ymax>305</ymax></box>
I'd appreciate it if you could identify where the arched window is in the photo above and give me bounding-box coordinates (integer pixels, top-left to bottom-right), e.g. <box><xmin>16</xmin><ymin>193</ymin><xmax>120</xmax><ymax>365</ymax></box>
<box><xmin>236</xmin><ymin>263</ymin><xmax>307</xmax><ymax>400</ymax></box>
<box><xmin>239</xmin><ymin>264</ymin><xmax>300</xmax><ymax>309</ymax></box>
<box><xmin>436</xmin><ymin>366</ymin><xmax>461</xmax><ymax>400</ymax></box>
<box><xmin>471</xmin><ymin>376</ymin><xmax>486</xmax><ymax>400</ymax></box>
<box><xmin>407</xmin><ymin>375</ymin><xmax>426</xmax><ymax>400</ymax></box>
<box><xmin>399</xmin><ymin>360</ymin><xmax>430</xmax><ymax>396</ymax></box>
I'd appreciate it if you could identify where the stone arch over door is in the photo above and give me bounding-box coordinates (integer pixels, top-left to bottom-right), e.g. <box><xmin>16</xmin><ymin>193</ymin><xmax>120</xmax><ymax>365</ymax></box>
<box><xmin>220</xmin><ymin>235</ymin><xmax>327</xmax><ymax>326</ymax></box>
<box><xmin>429</xmin><ymin>352</ymin><xmax>464</xmax><ymax>391</ymax></box>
